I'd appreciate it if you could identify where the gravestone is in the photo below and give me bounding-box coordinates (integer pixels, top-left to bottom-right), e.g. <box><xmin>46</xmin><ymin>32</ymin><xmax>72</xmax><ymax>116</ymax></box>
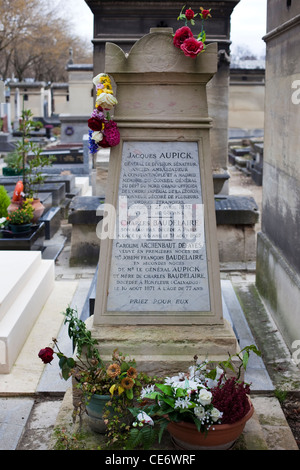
<box><xmin>88</xmin><ymin>29</ymin><xmax>238</xmax><ymax>374</ymax></box>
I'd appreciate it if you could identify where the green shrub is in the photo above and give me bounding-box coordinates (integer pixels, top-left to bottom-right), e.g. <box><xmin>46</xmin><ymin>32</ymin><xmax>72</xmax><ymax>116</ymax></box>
<box><xmin>0</xmin><ymin>185</ymin><xmax>11</xmax><ymax>217</ymax></box>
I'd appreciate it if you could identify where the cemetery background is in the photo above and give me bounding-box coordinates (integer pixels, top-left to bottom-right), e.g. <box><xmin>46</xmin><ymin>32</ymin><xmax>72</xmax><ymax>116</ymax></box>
<box><xmin>0</xmin><ymin>0</ymin><xmax>299</xmax><ymax>452</ymax></box>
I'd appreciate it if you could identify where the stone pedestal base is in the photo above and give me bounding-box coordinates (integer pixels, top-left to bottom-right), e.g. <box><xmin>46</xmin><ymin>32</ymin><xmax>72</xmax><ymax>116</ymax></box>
<box><xmin>85</xmin><ymin>316</ymin><xmax>238</xmax><ymax>376</ymax></box>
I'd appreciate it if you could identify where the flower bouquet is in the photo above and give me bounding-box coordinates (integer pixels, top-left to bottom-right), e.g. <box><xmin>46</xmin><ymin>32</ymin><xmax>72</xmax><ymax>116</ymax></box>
<box><xmin>173</xmin><ymin>5</ymin><xmax>212</xmax><ymax>58</ymax></box>
<box><xmin>38</xmin><ymin>307</ymin><xmax>154</xmax><ymax>442</ymax></box>
<box><xmin>88</xmin><ymin>73</ymin><xmax>120</xmax><ymax>154</ymax></box>
<box><xmin>127</xmin><ymin>345</ymin><xmax>260</xmax><ymax>450</ymax></box>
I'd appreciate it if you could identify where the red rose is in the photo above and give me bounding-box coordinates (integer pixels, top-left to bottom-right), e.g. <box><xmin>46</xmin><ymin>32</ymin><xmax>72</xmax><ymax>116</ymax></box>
<box><xmin>38</xmin><ymin>347</ymin><xmax>54</xmax><ymax>364</ymax></box>
<box><xmin>88</xmin><ymin>117</ymin><xmax>104</xmax><ymax>131</ymax></box>
<box><xmin>185</xmin><ymin>8</ymin><xmax>194</xmax><ymax>20</ymax></box>
<box><xmin>200</xmin><ymin>8</ymin><xmax>211</xmax><ymax>19</ymax></box>
<box><xmin>180</xmin><ymin>38</ymin><xmax>204</xmax><ymax>58</ymax></box>
<box><xmin>173</xmin><ymin>26</ymin><xmax>194</xmax><ymax>49</ymax></box>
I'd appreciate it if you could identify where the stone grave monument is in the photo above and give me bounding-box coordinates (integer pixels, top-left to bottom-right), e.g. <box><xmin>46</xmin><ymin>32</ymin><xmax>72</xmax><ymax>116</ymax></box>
<box><xmin>88</xmin><ymin>28</ymin><xmax>238</xmax><ymax>374</ymax></box>
<box><xmin>256</xmin><ymin>0</ymin><xmax>300</xmax><ymax>353</ymax></box>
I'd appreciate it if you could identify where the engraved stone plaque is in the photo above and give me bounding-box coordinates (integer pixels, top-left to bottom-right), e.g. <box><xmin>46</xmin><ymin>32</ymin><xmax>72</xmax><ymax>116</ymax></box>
<box><xmin>106</xmin><ymin>141</ymin><xmax>211</xmax><ymax>314</ymax></box>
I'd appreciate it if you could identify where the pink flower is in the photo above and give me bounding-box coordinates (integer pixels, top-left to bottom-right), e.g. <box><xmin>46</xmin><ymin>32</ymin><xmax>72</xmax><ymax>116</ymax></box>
<box><xmin>101</xmin><ymin>120</ymin><xmax>120</xmax><ymax>148</ymax></box>
<box><xmin>180</xmin><ymin>37</ymin><xmax>204</xmax><ymax>58</ymax></box>
<box><xmin>173</xmin><ymin>26</ymin><xmax>194</xmax><ymax>49</ymax></box>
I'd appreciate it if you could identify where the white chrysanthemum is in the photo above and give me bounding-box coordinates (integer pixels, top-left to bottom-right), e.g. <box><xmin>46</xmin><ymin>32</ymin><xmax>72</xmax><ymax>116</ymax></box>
<box><xmin>174</xmin><ymin>397</ymin><xmax>191</xmax><ymax>409</ymax></box>
<box><xmin>140</xmin><ymin>384</ymin><xmax>155</xmax><ymax>399</ymax></box>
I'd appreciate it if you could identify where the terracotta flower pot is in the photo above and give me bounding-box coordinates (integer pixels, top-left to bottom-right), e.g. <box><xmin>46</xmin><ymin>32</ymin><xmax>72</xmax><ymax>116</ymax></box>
<box><xmin>7</xmin><ymin>200</ymin><xmax>22</xmax><ymax>214</ymax></box>
<box><xmin>31</xmin><ymin>198</ymin><xmax>45</xmax><ymax>223</ymax></box>
<box><xmin>167</xmin><ymin>401</ymin><xmax>254</xmax><ymax>450</ymax></box>
<box><xmin>7</xmin><ymin>198</ymin><xmax>45</xmax><ymax>223</ymax></box>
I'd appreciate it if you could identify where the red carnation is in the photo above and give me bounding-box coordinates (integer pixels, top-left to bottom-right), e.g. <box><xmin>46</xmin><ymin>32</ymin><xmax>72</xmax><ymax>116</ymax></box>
<box><xmin>38</xmin><ymin>347</ymin><xmax>54</xmax><ymax>364</ymax></box>
<box><xmin>180</xmin><ymin>37</ymin><xmax>204</xmax><ymax>58</ymax></box>
<box><xmin>88</xmin><ymin>116</ymin><xmax>104</xmax><ymax>131</ymax></box>
<box><xmin>185</xmin><ymin>8</ymin><xmax>194</xmax><ymax>20</ymax></box>
<box><xmin>173</xmin><ymin>26</ymin><xmax>194</xmax><ymax>49</ymax></box>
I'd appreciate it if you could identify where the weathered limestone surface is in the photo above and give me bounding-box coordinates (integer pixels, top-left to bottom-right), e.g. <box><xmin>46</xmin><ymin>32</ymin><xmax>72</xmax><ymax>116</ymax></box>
<box><xmin>256</xmin><ymin>1</ymin><xmax>300</xmax><ymax>351</ymax></box>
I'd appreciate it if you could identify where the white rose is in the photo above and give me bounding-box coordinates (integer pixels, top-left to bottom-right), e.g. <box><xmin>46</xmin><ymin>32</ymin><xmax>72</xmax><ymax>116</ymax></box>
<box><xmin>194</xmin><ymin>405</ymin><xmax>205</xmax><ymax>420</ymax></box>
<box><xmin>198</xmin><ymin>388</ymin><xmax>212</xmax><ymax>406</ymax></box>
<box><xmin>211</xmin><ymin>407</ymin><xmax>223</xmax><ymax>422</ymax></box>
<box><xmin>96</xmin><ymin>93</ymin><xmax>118</xmax><ymax>110</ymax></box>
<box><xmin>91</xmin><ymin>131</ymin><xmax>103</xmax><ymax>143</ymax></box>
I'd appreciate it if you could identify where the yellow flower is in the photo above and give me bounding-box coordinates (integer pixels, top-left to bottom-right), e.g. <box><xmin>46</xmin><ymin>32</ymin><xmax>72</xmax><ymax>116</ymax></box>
<box><xmin>96</xmin><ymin>88</ymin><xmax>113</xmax><ymax>96</ymax></box>
<box><xmin>107</xmin><ymin>363</ymin><xmax>121</xmax><ymax>378</ymax></box>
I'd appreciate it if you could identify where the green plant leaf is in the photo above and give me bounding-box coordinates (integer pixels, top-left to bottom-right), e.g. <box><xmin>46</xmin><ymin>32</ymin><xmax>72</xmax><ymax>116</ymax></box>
<box><xmin>120</xmin><ymin>361</ymin><xmax>129</xmax><ymax>373</ymax></box>
<box><xmin>58</xmin><ymin>356</ymin><xmax>67</xmax><ymax>368</ymax></box>
<box><xmin>242</xmin><ymin>351</ymin><xmax>249</xmax><ymax>370</ymax></box>
<box><xmin>156</xmin><ymin>384</ymin><xmax>173</xmax><ymax>395</ymax></box>
<box><xmin>161</xmin><ymin>396</ymin><xmax>175</xmax><ymax>408</ymax></box>
<box><xmin>67</xmin><ymin>357</ymin><xmax>75</xmax><ymax>368</ymax></box>
<box><xmin>126</xmin><ymin>388</ymin><xmax>134</xmax><ymax>400</ymax></box>
<box><xmin>175</xmin><ymin>387</ymin><xmax>187</xmax><ymax>397</ymax></box>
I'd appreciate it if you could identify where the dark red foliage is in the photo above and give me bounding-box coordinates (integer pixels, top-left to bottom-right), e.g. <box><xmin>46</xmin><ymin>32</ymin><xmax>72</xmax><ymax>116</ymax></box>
<box><xmin>211</xmin><ymin>377</ymin><xmax>251</xmax><ymax>424</ymax></box>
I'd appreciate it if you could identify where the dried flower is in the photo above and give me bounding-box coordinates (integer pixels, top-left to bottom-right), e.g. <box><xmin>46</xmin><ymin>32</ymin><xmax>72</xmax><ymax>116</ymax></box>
<box><xmin>107</xmin><ymin>363</ymin><xmax>121</xmax><ymax>378</ymax></box>
<box><xmin>127</xmin><ymin>367</ymin><xmax>138</xmax><ymax>379</ymax></box>
<box><xmin>121</xmin><ymin>377</ymin><xmax>135</xmax><ymax>390</ymax></box>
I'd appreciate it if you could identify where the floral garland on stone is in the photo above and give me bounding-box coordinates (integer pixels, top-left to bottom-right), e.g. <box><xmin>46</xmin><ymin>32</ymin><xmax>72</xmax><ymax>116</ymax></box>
<box><xmin>173</xmin><ymin>5</ymin><xmax>212</xmax><ymax>58</ymax></box>
<box><xmin>88</xmin><ymin>73</ymin><xmax>120</xmax><ymax>153</ymax></box>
